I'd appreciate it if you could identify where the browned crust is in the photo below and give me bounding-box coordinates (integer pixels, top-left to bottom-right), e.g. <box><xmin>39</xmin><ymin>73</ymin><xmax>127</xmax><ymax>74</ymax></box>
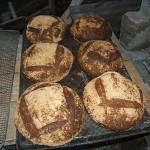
<box><xmin>86</xmin><ymin>50</ymin><xmax>121</xmax><ymax>65</ymax></box>
<box><xmin>39</xmin><ymin>120</ymin><xmax>68</xmax><ymax>135</ymax></box>
<box><xmin>95</xmin><ymin>78</ymin><xmax>106</xmax><ymax>102</ymax></box>
<box><xmin>24</xmin><ymin>45</ymin><xmax>64</xmax><ymax>72</ymax></box>
<box><xmin>26</xmin><ymin>15</ymin><xmax>67</xmax><ymax>43</ymax></box>
<box><xmin>70</xmin><ymin>15</ymin><xmax>112</xmax><ymax>42</ymax></box>
<box><xmin>24</xmin><ymin>82</ymin><xmax>55</xmax><ymax>96</ymax></box>
<box><xmin>103</xmin><ymin>108</ymin><xmax>143</xmax><ymax>131</ymax></box>
<box><xmin>63</xmin><ymin>86</ymin><xmax>84</xmax><ymax>138</ymax></box>
<box><xmin>17</xmin><ymin>83</ymin><xmax>84</xmax><ymax>146</ymax></box>
<box><xmin>55</xmin><ymin>45</ymin><xmax>64</xmax><ymax>67</ymax></box>
<box><xmin>84</xmin><ymin>72</ymin><xmax>145</xmax><ymax>131</ymax></box>
<box><xmin>27</xmin><ymin>27</ymin><xmax>40</xmax><ymax>34</ymax></box>
<box><xmin>79</xmin><ymin>41</ymin><xmax>93</xmax><ymax>59</ymax></box>
<box><xmin>19</xmin><ymin>82</ymin><xmax>62</xmax><ymax>139</ymax></box>
<box><xmin>139</xmin><ymin>89</ymin><xmax>144</xmax><ymax>103</ymax></box>
<box><xmin>99</xmin><ymin>99</ymin><xmax>143</xmax><ymax>109</ymax></box>
<box><xmin>21</xmin><ymin>43</ymin><xmax>74</xmax><ymax>82</ymax></box>
<box><xmin>78</xmin><ymin>41</ymin><xmax>123</xmax><ymax>77</ymax></box>
<box><xmin>20</xmin><ymin>95</ymin><xmax>68</xmax><ymax>138</ymax></box>
<box><xmin>27</xmin><ymin>20</ymin><xmax>61</xmax><ymax>43</ymax></box>
<box><xmin>24</xmin><ymin>66</ymin><xmax>54</xmax><ymax>71</ymax></box>
<box><xmin>19</xmin><ymin>95</ymin><xmax>40</xmax><ymax>139</ymax></box>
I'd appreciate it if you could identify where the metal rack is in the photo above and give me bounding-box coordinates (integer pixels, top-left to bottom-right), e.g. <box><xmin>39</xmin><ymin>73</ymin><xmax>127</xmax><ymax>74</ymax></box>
<box><xmin>0</xmin><ymin>30</ymin><xmax>20</xmax><ymax>148</ymax></box>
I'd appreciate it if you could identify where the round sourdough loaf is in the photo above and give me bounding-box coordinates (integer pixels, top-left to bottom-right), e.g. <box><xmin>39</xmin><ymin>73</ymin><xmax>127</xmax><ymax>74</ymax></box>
<box><xmin>70</xmin><ymin>15</ymin><xmax>112</xmax><ymax>42</ymax></box>
<box><xmin>26</xmin><ymin>15</ymin><xmax>66</xmax><ymax>43</ymax></box>
<box><xmin>77</xmin><ymin>40</ymin><xmax>123</xmax><ymax>77</ymax></box>
<box><xmin>21</xmin><ymin>42</ymin><xmax>74</xmax><ymax>82</ymax></box>
<box><xmin>14</xmin><ymin>82</ymin><xmax>84</xmax><ymax>146</ymax></box>
<box><xmin>83</xmin><ymin>72</ymin><xmax>145</xmax><ymax>131</ymax></box>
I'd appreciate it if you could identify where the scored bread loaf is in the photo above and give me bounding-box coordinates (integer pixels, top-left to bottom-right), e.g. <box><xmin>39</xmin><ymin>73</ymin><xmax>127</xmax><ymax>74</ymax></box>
<box><xmin>14</xmin><ymin>82</ymin><xmax>84</xmax><ymax>146</ymax></box>
<box><xmin>83</xmin><ymin>72</ymin><xmax>145</xmax><ymax>131</ymax></box>
<box><xmin>21</xmin><ymin>42</ymin><xmax>74</xmax><ymax>82</ymax></box>
<box><xmin>26</xmin><ymin>15</ymin><xmax>67</xmax><ymax>43</ymax></box>
<box><xmin>77</xmin><ymin>40</ymin><xmax>123</xmax><ymax>77</ymax></box>
<box><xmin>70</xmin><ymin>15</ymin><xmax>112</xmax><ymax>42</ymax></box>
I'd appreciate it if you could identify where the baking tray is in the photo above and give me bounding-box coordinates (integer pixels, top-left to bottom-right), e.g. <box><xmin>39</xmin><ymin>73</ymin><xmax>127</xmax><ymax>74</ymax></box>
<box><xmin>16</xmin><ymin>29</ymin><xmax>150</xmax><ymax>150</ymax></box>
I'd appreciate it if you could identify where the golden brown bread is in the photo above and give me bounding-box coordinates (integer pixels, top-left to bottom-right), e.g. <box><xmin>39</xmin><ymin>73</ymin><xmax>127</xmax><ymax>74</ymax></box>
<box><xmin>14</xmin><ymin>82</ymin><xmax>84</xmax><ymax>146</ymax></box>
<box><xmin>70</xmin><ymin>15</ymin><xmax>112</xmax><ymax>42</ymax></box>
<box><xmin>77</xmin><ymin>40</ymin><xmax>123</xmax><ymax>77</ymax></box>
<box><xmin>83</xmin><ymin>72</ymin><xmax>145</xmax><ymax>131</ymax></box>
<box><xmin>26</xmin><ymin>15</ymin><xmax>67</xmax><ymax>43</ymax></box>
<box><xmin>21</xmin><ymin>42</ymin><xmax>74</xmax><ymax>82</ymax></box>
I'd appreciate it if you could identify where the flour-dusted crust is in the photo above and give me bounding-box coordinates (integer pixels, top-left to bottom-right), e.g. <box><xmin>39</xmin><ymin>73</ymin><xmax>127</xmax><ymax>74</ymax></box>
<box><xmin>70</xmin><ymin>15</ymin><xmax>112</xmax><ymax>42</ymax></box>
<box><xmin>21</xmin><ymin>42</ymin><xmax>74</xmax><ymax>82</ymax></box>
<box><xmin>14</xmin><ymin>82</ymin><xmax>84</xmax><ymax>146</ymax></box>
<box><xmin>83</xmin><ymin>72</ymin><xmax>145</xmax><ymax>131</ymax></box>
<box><xmin>26</xmin><ymin>15</ymin><xmax>67</xmax><ymax>43</ymax></box>
<box><xmin>77</xmin><ymin>40</ymin><xmax>123</xmax><ymax>77</ymax></box>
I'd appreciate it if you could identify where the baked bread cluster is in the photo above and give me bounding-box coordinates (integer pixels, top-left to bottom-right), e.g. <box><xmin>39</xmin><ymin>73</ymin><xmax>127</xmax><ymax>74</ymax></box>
<box><xmin>26</xmin><ymin>15</ymin><xmax>67</xmax><ymax>43</ymax></box>
<box><xmin>14</xmin><ymin>82</ymin><xmax>84</xmax><ymax>146</ymax></box>
<box><xmin>83</xmin><ymin>72</ymin><xmax>145</xmax><ymax>131</ymax></box>
<box><xmin>70</xmin><ymin>15</ymin><xmax>112</xmax><ymax>42</ymax></box>
<box><xmin>14</xmin><ymin>14</ymin><xmax>146</xmax><ymax>147</ymax></box>
<box><xmin>21</xmin><ymin>42</ymin><xmax>74</xmax><ymax>82</ymax></box>
<box><xmin>77</xmin><ymin>40</ymin><xmax>123</xmax><ymax>77</ymax></box>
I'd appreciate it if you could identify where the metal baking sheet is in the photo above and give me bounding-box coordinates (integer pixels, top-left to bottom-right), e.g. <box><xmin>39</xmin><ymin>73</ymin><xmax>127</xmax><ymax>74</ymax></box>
<box><xmin>16</xmin><ymin>29</ymin><xmax>150</xmax><ymax>150</ymax></box>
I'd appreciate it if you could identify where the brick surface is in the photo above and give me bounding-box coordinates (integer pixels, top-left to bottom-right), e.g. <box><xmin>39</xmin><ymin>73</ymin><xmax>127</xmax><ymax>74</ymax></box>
<box><xmin>119</xmin><ymin>0</ymin><xmax>150</xmax><ymax>51</ymax></box>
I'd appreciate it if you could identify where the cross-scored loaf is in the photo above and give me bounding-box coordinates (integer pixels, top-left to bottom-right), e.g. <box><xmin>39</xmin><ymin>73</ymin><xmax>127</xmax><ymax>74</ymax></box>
<box><xmin>70</xmin><ymin>15</ymin><xmax>112</xmax><ymax>42</ymax></box>
<box><xmin>26</xmin><ymin>15</ymin><xmax>67</xmax><ymax>43</ymax></box>
<box><xmin>21</xmin><ymin>42</ymin><xmax>74</xmax><ymax>82</ymax></box>
<box><xmin>77</xmin><ymin>40</ymin><xmax>123</xmax><ymax>77</ymax></box>
<box><xmin>14</xmin><ymin>82</ymin><xmax>84</xmax><ymax>146</ymax></box>
<box><xmin>83</xmin><ymin>72</ymin><xmax>145</xmax><ymax>131</ymax></box>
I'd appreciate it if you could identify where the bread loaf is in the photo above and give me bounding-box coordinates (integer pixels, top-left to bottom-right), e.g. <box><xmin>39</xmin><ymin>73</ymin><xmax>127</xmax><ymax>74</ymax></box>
<box><xmin>83</xmin><ymin>72</ymin><xmax>145</xmax><ymax>131</ymax></box>
<box><xmin>14</xmin><ymin>82</ymin><xmax>84</xmax><ymax>146</ymax></box>
<box><xmin>21</xmin><ymin>42</ymin><xmax>74</xmax><ymax>82</ymax></box>
<box><xmin>26</xmin><ymin>15</ymin><xmax>66</xmax><ymax>43</ymax></box>
<box><xmin>77</xmin><ymin>40</ymin><xmax>123</xmax><ymax>77</ymax></box>
<box><xmin>70</xmin><ymin>15</ymin><xmax>112</xmax><ymax>42</ymax></box>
